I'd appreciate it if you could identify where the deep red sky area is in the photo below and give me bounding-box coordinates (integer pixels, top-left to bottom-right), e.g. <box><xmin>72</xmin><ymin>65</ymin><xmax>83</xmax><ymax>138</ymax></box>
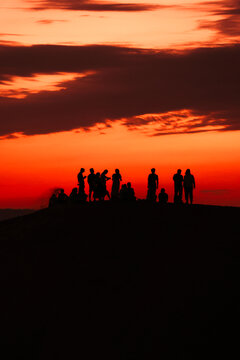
<box><xmin>0</xmin><ymin>0</ymin><xmax>240</xmax><ymax>208</ymax></box>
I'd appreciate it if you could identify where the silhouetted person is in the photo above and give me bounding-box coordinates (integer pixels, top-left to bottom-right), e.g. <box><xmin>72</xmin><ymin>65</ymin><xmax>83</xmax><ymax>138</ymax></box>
<box><xmin>147</xmin><ymin>168</ymin><xmax>158</xmax><ymax>201</ymax></box>
<box><xmin>100</xmin><ymin>170</ymin><xmax>111</xmax><ymax>200</ymax></box>
<box><xmin>93</xmin><ymin>172</ymin><xmax>102</xmax><ymax>201</ymax></box>
<box><xmin>173</xmin><ymin>169</ymin><xmax>183</xmax><ymax>203</ymax></box>
<box><xmin>158</xmin><ymin>188</ymin><xmax>168</xmax><ymax>204</ymax></box>
<box><xmin>57</xmin><ymin>189</ymin><xmax>68</xmax><ymax>203</ymax></box>
<box><xmin>184</xmin><ymin>169</ymin><xmax>195</xmax><ymax>204</ymax></box>
<box><xmin>120</xmin><ymin>184</ymin><xmax>128</xmax><ymax>201</ymax></box>
<box><xmin>88</xmin><ymin>168</ymin><xmax>96</xmax><ymax>202</ymax></box>
<box><xmin>111</xmin><ymin>169</ymin><xmax>122</xmax><ymax>200</ymax></box>
<box><xmin>126</xmin><ymin>182</ymin><xmax>136</xmax><ymax>201</ymax></box>
<box><xmin>77</xmin><ymin>168</ymin><xmax>86</xmax><ymax>196</ymax></box>
<box><xmin>69</xmin><ymin>187</ymin><xmax>78</xmax><ymax>203</ymax></box>
<box><xmin>49</xmin><ymin>193</ymin><xmax>57</xmax><ymax>207</ymax></box>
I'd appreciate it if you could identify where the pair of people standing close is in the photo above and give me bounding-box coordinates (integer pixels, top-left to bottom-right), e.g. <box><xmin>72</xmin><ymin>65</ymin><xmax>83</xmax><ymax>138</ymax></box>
<box><xmin>173</xmin><ymin>169</ymin><xmax>195</xmax><ymax>204</ymax></box>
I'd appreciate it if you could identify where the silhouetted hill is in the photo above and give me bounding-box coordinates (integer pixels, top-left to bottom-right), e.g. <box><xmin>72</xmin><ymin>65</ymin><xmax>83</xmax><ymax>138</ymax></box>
<box><xmin>0</xmin><ymin>209</ymin><xmax>34</xmax><ymax>222</ymax></box>
<box><xmin>0</xmin><ymin>202</ymin><xmax>239</xmax><ymax>359</ymax></box>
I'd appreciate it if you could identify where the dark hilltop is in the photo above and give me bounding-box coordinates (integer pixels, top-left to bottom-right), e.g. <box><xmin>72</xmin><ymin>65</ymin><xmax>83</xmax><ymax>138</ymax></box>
<box><xmin>0</xmin><ymin>201</ymin><xmax>239</xmax><ymax>359</ymax></box>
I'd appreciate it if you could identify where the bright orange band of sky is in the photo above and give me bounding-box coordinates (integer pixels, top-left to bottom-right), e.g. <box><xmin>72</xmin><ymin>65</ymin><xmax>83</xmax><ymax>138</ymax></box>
<box><xmin>0</xmin><ymin>0</ymin><xmax>240</xmax><ymax>208</ymax></box>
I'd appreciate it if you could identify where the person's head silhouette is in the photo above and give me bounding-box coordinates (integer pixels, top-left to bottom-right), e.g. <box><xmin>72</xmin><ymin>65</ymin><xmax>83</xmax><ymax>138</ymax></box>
<box><xmin>103</xmin><ymin>169</ymin><xmax>108</xmax><ymax>175</ymax></box>
<box><xmin>115</xmin><ymin>169</ymin><xmax>120</xmax><ymax>174</ymax></box>
<box><xmin>161</xmin><ymin>188</ymin><xmax>165</xmax><ymax>193</ymax></box>
<box><xmin>177</xmin><ymin>169</ymin><xmax>181</xmax><ymax>175</ymax></box>
<box><xmin>186</xmin><ymin>169</ymin><xmax>190</xmax><ymax>175</ymax></box>
<box><xmin>151</xmin><ymin>168</ymin><xmax>155</xmax><ymax>174</ymax></box>
<box><xmin>80</xmin><ymin>168</ymin><xmax>85</xmax><ymax>173</ymax></box>
<box><xmin>127</xmin><ymin>182</ymin><xmax>131</xmax><ymax>188</ymax></box>
<box><xmin>90</xmin><ymin>168</ymin><xmax>94</xmax><ymax>174</ymax></box>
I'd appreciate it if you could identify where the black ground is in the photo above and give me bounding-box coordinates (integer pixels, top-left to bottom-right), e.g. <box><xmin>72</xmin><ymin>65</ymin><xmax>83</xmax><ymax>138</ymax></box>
<box><xmin>0</xmin><ymin>201</ymin><xmax>239</xmax><ymax>359</ymax></box>
<box><xmin>0</xmin><ymin>209</ymin><xmax>34</xmax><ymax>222</ymax></box>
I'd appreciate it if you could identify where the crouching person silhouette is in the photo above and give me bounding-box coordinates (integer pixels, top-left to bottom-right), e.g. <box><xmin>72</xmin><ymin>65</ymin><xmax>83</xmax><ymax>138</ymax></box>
<box><xmin>126</xmin><ymin>182</ymin><xmax>136</xmax><ymax>201</ymax></box>
<box><xmin>57</xmin><ymin>189</ymin><xmax>68</xmax><ymax>204</ymax></box>
<box><xmin>69</xmin><ymin>187</ymin><xmax>78</xmax><ymax>203</ymax></box>
<box><xmin>158</xmin><ymin>188</ymin><xmax>168</xmax><ymax>204</ymax></box>
<box><xmin>49</xmin><ymin>193</ymin><xmax>57</xmax><ymax>207</ymax></box>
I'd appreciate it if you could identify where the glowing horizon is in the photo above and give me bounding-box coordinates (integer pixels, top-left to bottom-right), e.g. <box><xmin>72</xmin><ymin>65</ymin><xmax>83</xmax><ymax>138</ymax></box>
<box><xmin>1</xmin><ymin>0</ymin><xmax>240</xmax><ymax>208</ymax></box>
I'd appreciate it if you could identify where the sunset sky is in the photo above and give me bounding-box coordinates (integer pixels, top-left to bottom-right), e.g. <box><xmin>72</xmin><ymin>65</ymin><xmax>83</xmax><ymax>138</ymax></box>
<box><xmin>1</xmin><ymin>0</ymin><xmax>240</xmax><ymax>208</ymax></box>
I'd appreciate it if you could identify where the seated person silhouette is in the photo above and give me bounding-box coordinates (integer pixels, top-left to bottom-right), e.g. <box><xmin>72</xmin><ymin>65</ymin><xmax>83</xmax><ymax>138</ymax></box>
<box><xmin>183</xmin><ymin>169</ymin><xmax>195</xmax><ymax>204</ymax></box>
<box><xmin>57</xmin><ymin>189</ymin><xmax>68</xmax><ymax>203</ymax></box>
<box><xmin>147</xmin><ymin>168</ymin><xmax>158</xmax><ymax>201</ymax></box>
<box><xmin>173</xmin><ymin>169</ymin><xmax>183</xmax><ymax>203</ymax></box>
<box><xmin>120</xmin><ymin>184</ymin><xmax>128</xmax><ymax>201</ymax></box>
<box><xmin>69</xmin><ymin>187</ymin><xmax>79</xmax><ymax>203</ymax></box>
<box><xmin>126</xmin><ymin>182</ymin><xmax>136</xmax><ymax>201</ymax></box>
<box><xmin>49</xmin><ymin>193</ymin><xmax>57</xmax><ymax>207</ymax></box>
<box><xmin>158</xmin><ymin>188</ymin><xmax>168</xmax><ymax>204</ymax></box>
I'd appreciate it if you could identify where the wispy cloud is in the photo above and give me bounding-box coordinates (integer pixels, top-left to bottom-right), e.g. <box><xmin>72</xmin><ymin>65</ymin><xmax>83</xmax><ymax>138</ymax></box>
<box><xmin>27</xmin><ymin>0</ymin><xmax>161</xmax><ymax>12</ymax></box>
<box><xmin>198</xmin><ymin>0</ymin><xmax>240</xmax><ymax>38</ymax></box>
<box><xmin>36</xmin><ymin>19</ymin><xmax>68</xmax><ymax>24</ymax></box>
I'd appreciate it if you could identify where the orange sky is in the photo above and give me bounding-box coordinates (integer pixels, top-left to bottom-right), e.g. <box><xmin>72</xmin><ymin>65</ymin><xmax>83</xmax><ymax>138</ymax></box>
<box><xmin>0</xmin><ymin>0</ymin><xmax>240</xmax><ymax>208</ymax></box>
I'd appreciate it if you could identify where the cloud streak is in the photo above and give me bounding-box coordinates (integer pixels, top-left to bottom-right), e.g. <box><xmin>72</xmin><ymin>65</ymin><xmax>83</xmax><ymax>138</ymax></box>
<box><xmin>0</xmin><ymin>44</ymin><xmax>240</xmax><ymax>138</ymax></box>
<box><xmin>198</xmin><ymin>0</ymin><xmax>240</xmax><ymax>38</ymax></box>
<box><xmin>28</xmin><ymin>0</ymin><xmax>161</xmax><ymax>12</ymax></box>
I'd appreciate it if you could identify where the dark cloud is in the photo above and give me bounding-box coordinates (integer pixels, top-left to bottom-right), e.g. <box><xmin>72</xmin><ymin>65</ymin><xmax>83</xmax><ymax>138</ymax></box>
<box><xmin>198</xmin><ymin>0</ymin><xmax>240</xmax><ymax>37</ymax></box>
<box><xmin>0</xmin><ymin>44</ymin><xmax>240</xmax><ymax>138</ymax></box>
<box><xmin>28</xmin><ymin>0</ymin><xmax>161</xmax><ymax>12</ymax></box>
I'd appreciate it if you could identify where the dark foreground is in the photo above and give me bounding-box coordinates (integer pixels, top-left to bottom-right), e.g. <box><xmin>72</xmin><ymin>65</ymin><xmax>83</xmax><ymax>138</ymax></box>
<box><xmin>0</xmin><ymin>201</ymin><xmax>239</xmax><ymax>359</ymax></box>
<box><xmin>0</xmin><ymin>209</ymin><xmax>34</xmax><ymax>222</ymax></box>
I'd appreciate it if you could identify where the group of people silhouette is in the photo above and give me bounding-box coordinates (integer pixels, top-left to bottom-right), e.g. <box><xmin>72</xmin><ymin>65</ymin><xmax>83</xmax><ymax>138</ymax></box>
<box><xmin>49</xmin><ymin>168</ymin><xmax>195</xmax><ymax>207</ymax></box>
<box><xmin>77</xmin><ymin>168</ymin><xmax>136</xmax><ymax>202</ymax></box>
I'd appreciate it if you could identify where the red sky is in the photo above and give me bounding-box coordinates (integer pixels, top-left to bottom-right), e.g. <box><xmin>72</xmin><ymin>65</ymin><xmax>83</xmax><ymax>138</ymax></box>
<box><xmin>0</xmin><ymin>0</ymin><xmax>240</xmax><ymax>208</ymax></box>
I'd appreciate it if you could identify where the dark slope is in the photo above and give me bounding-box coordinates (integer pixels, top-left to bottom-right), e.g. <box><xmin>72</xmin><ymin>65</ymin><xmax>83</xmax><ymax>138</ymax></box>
<box><xmin>0</xmin><ymin>202</ymin><xmax>239</xmax><ymax>360</ymax></box>
<box><xmin>0</xmin><ymin>209</ymin><xmax>34</xmax><ymax>222</ymax></box>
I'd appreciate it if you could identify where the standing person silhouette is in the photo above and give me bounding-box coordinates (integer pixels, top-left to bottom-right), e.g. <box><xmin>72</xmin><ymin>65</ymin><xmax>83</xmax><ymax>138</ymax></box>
<box><xmin>147</xmin><ymin>168</ymin><xmax>158</xmax><ymax>201</ymax></box>
<box><xmin>111</xmin><ymin>169</ymin><xmax>122</xmax><ymax>200</ymax></box>
<box><xmin>184</xmin><ymin>169</ymin><xmax>195</xmax><ymax>204</ymax></box>
<box><xmin>173</xmin><ymin>169</ymin><xmax>183</xmax><ymax>203</ymax></box>
<box><xmin>77</xmin><ymin>168</ymin><xmax>86</xmax><ymax>198</ymax></box>
<box><xmin>93</xmin><ymin>172</ymin><xmax>101</xmax><ymax>201</ymax></box>
<box><xmin>100</xmin><ymin>169</ymin><xmax>111</xmax><ymax>200</ymax></box>
<box><xmin>88</xmin><ymin>168</ymin><xmax>96</xmax><ymax>202</ymax></box>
